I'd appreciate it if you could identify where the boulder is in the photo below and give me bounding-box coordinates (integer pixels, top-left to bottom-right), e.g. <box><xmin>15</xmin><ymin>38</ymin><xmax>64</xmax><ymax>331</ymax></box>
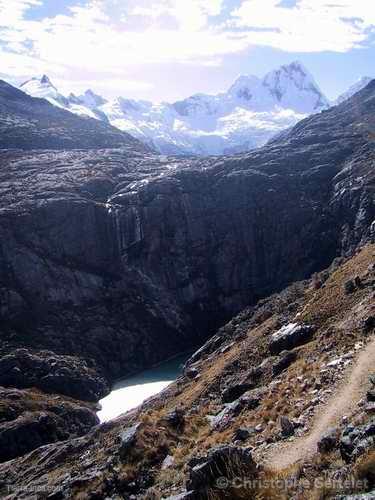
<box><xmin>165</xmin><ymin>408</ymin><xmax>185</xmax><ymax>429</ymax></box>
<box><xmin>186</xmin><ymin>445</ymin><xmax>257</xmax><ymax>492</ymax></box>
<box><xmin>340</xmin><ymin>419</ymin><xmax>375</xmax><ymax>462</ymax></box>
<box><xmin>233</xmin><ymin>428</ymin><xmax>256</xmax><ymax>442</ymax></box>
<box><xmin>344</xmin><ymin>280</ymin><xmax>356</xmax><ymax>294</ymax></box>
<box><xmin>280</xmin><ymin>416</ymin><xmax>295</xmax><ymax>437</ymax></box>
<box><xmin>164</xmin><ymin>492</ymin><xmax>196</xmax><ymax>500</ymax></box>
<box><xmin>272</xmin><ymin>350</ymin><xmax>297</xmax><ymax>376</ymax></box>
<box><xmin>0</xmin><ymin>412</ymin><xmax>64</xmax><ymax>463</ymax></box>
<box><xmin>0</xmin><ymin>387</ymin><xmax>98</xmax><ymax>462</ymax></box>
<box><xmin>354</xmin><ymin>276</ymin><xmax>363</xmax><ymax>288</ymax></box>
<box><xmin>0</xmin><ymin>350</ymin><xmax>108</xmax><ymax>403</ymax></box>
<box><xmin>363</xmin><ymin>316</ymin><xmax>375</xmax><ymax>333</ymax></box>
<box><xmin>364</xmin><ymin>421</ymin><xmax>375</xmax><ymax>437</ymax></box>
<box><xmin>317</xmin><ymin>427</ymin><xmax>340</xmax><ymax>453</ymax></box>
<box><xmin>184</xmin><ymin>367</ymin><xmax>199</xmax><ymax>380</ymax></box>
<box><xmin>240</xmin><ymin>388</ymin><xmax>266</xmax><ymax>410</ymax></box>
<box><xmin>222</xmin><ymin>383</ymin><xmax>253</xmax><ymax>404</ymax></box>
<box><xmin>207</xmin><ymin>400</ymin><xmax>243</xmax><ymax>431</ymax></box>
<box><xmin>365</xmin><ymin>402</ymin><xmax>375</xmax><ymax>414</ymax></box>
<box><xmin>269</xmin><ymin>323</ymin><xmax>316</xmax><ymax>355</ymax></box>
<box><xmin>340</xmin><ymin>435</ymin><xmax>355</xmax><ymax>462</ymax></box>
<box><xmin>119</xmin><ymin>423</ymin><xmax>140</xmax><ymax>459</ymax></box>
<box><xmin>162</xmin><ymin>455</ymin><xmax>175</xmax><ymax>470</ymax></box>
<box><xmin>184</xmin><ymin>335</ymin><xmax>226</xmax><ymax>367</ymax></box>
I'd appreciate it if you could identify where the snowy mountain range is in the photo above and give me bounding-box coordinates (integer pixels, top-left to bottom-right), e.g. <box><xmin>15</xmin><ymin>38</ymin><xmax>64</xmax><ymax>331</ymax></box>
<box><xmin>19</xmin><ymin>63</ymin><xmax>373</xmax><ymax>156</ymax></box>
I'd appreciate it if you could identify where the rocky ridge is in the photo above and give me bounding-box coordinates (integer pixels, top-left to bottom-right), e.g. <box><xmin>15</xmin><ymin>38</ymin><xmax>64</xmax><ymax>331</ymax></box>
<box><xmin>0</xmin><ymin>80</ymin><xmax>148</xmax><ymax>151</ymax></box>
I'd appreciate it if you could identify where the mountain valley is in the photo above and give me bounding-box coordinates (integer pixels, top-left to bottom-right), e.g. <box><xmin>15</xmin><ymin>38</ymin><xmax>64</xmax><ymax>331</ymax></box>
<box><xmin>0</xmin><ymin>74</ymin><xmax>373</xmax><ymax>499</ymax></box>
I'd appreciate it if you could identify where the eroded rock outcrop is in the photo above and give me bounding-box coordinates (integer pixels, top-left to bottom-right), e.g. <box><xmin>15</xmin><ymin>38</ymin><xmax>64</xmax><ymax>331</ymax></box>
<box><xmin>0</xmin><ymin>349</ymin><xmax>108</xmax><ymax>402</ymax></box>
<box><xmin>0</xmin><ymin>386</ymin><xmax>98</xmax><ymax>463</ymax></box>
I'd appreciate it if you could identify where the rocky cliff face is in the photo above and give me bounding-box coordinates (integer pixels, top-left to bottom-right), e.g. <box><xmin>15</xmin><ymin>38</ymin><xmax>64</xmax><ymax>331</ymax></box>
<box><xmin>0</xmin><ymin>82</ymin><xmax>374</xmax><ymax>380</ymax></box>
<box><xmin>0</xmin><ymin>80</ymin><xmax>374</xmax><ymax>467</ymax></box>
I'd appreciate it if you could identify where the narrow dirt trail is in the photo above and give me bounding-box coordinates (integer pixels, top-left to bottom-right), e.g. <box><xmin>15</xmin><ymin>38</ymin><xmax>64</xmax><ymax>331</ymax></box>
<box><xmin>265</xmin><ymin>338</ymin><xmax>375</xmax><ymax>470</ymax></box>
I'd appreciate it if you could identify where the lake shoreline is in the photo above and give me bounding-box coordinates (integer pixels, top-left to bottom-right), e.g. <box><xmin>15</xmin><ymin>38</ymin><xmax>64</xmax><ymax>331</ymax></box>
<box><xmin>97</xmin><ymin>350</ymin><xmax>194</xmax><ymax>422</ymax></box>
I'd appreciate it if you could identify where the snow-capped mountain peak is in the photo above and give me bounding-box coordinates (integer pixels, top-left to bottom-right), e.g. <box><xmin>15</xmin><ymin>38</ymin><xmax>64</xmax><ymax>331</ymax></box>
<box><xmin>226</xmin><ymin>61</ymin><xmax>329</xmax><ymax>114</ymax></box>
<box><xmin>20</xmin><ymin>76</ymin><xmax>108</xmax><ymax>120</ymax></box>
<box><xmin>40</xmin><ymin>74</ymin><xmax>55</xmax><ymax>87</ymax></box>
<box><xmin>228</xmin><ymin>74</ymin><xmax>274</xmax><ymax>111</ymax></box>
<box><xmin>262</xmin><ymin>61</ymin><xmax>329</xmax><ymax>113</ymax></box>
<box><xmin>20</xmin><ymin>75</ymin><xmax>60</xmax><ymax>102</ymax></box>
<box><xmin>335</xmin><ymin>76</ymin><xmax>373</xmax><ymax>105</ymax></box>
<box><xmin>228</xmin><ymin>74</ymin><xmax>261</xmax><ymax>98</ymax></box>
<box><xmin>77</xmin><ymin>89</ymin><xmax>107</xmax><ymax>109</ymax></box>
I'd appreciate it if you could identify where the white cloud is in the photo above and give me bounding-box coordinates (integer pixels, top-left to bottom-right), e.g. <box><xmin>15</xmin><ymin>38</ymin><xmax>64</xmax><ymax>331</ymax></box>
<box><xmin>230</xmin><ymin>0</ymin><xmax>375</xmax><ymax>52</ymax></box>
<box><xmin>0</xmin><ymin>46</ymin><xmax>62</xmax><ymax>76</ymax></box>
<box><xmin>0</xmin><ymin>0</ymin><xmax>239</xmax><ymax>74</ymax></box>
<box><xmin>130</xmin><ymin>0</ymin><xmax>223</xmax><ymax>31</ymax></box>
<box><xmin>0</xmin><ymin>0</ymin><xmax>42</xmax><ymax>25</ymax></box>
<box><xmin>57</xmin><ymin>77</ymin><xmax>154</xmax><ymax>96</ymax></box>
<box><xmin>164</xmin><ymin>0</ymin><xmax>224</xmax><ymax>31</ymax></box>
<box><xmin>0</xmin><ymin>0</ymin><xmax>374</xmax><ymax>99</ymax></box>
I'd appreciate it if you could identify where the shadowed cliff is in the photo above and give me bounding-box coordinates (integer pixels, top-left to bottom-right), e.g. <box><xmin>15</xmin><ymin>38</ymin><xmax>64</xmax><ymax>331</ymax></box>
<box><xmin>0</xmin><ymin>81</ymin><xmax>373</xmax><ymax>385</ymax></box>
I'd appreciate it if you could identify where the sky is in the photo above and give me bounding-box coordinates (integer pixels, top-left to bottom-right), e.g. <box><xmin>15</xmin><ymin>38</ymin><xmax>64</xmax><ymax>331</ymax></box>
<box><xmin>0</xmin><ymin>0</ymin><xmax>374</xmax><ymax>102</ymax></box>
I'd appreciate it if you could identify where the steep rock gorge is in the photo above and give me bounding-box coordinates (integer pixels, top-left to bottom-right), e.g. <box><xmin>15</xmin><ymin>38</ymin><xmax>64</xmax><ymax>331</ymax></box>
<box><xmin>0</xmin><ymin>83</ymin><xmax>374</xmax><ymax>387</ymax></box>
<box><xmin>0</xmin><ymin>78</ymin><xmax>374</xmax><ymax>467</ymax></box>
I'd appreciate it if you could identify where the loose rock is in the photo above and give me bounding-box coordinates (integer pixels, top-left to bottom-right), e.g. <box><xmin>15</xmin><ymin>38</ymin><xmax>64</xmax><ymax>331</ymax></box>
<box><xmin>119</xmin><ymin>423</ymin><xmax>140</xmax><ymax>459</ymax></box>
<box><xmin>269</xmin><ymin>323</ymin><xmax>316</xmax><ymax>355</ymax></box>
<box><xmin>317</xmin><ymin>427</ymin><xmax>340</xmax><ymax>453</ymax></box>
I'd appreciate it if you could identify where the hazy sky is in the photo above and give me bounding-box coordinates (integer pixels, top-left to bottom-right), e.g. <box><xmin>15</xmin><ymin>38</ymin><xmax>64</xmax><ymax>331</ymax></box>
<box><xmin>0</xmin><ymin>0</ymin><xmax>374</xmax><ymax>102</ymax></box>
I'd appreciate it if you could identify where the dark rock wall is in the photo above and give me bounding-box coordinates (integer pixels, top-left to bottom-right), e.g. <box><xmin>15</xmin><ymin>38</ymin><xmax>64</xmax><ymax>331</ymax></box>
<box><xmin>0</xmin><ymin>84</ymin><xmax>374</xmax><ymax>383</ymax></box>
